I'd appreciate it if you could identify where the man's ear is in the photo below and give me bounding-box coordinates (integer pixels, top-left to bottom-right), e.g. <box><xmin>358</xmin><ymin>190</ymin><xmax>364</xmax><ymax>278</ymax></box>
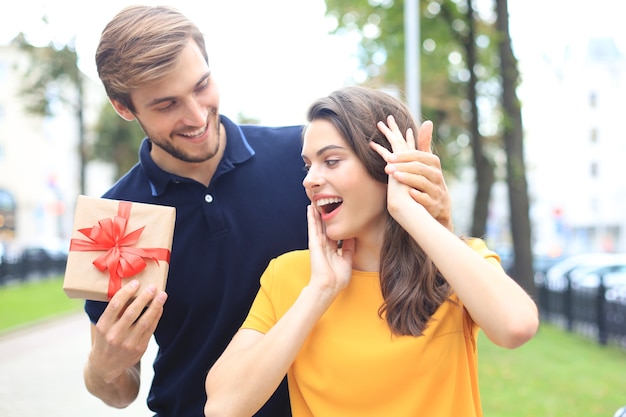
<box><xmin>110</xmin><ymin>99</ymin><xmax>136</xmax><ymax>121</ymax></box>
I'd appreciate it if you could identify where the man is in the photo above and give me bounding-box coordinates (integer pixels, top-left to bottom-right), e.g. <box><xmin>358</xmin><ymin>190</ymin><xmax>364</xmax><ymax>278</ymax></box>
<box><xmin>82</xmin><ymin>5</ymin><xmax>453</xmax><ymax>417</ymax></box>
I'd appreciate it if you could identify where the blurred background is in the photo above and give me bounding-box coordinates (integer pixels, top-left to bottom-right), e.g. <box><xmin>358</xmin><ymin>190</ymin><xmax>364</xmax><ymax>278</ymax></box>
<box><xmin>1</xmin><ymin>0</ymin><xmax>625</xmax><ymax>282</ymax></box>
<box><xmin>1</xmin><ymin>1</ymin><xmax>625</xmax><ymax>416</ymax></box>
<box><xmin>1</xmin><ymin>0</ymin><xmax>625</xmax><ymax>291</ymax></box>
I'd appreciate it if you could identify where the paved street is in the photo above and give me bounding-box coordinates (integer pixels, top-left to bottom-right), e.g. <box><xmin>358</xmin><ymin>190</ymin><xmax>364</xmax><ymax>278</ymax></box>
<box><xmin>0</xmin><ymin>312</ymin><xmax>157</xmax><ymax>417</ymax></box>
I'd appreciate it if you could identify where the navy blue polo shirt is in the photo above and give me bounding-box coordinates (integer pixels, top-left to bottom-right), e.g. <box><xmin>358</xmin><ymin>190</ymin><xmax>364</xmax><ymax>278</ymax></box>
<box><xmin>85</xmin><ymin>115</ymin><xmax>309</xmax><ymax>417</ymax></box>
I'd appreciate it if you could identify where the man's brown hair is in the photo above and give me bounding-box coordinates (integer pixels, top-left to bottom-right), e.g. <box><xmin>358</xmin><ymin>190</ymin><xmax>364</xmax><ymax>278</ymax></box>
<box><xmin>96</xmin><ymin>5</ymin><xmax>207</xmax><ymax>113</ymax></box>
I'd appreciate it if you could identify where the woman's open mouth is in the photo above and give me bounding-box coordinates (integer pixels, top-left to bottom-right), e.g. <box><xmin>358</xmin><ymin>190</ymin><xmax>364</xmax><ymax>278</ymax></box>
<box><xmin>317</xmin><ymin>197</ymin><xmax>343</xmax><ymax>215</ymax></box>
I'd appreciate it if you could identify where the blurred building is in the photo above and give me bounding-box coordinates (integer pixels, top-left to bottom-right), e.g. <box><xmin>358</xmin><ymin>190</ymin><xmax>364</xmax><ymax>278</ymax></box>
<box><xmin>523</xmin><ymin>37</ymin><xmax>626</xmax><ymax>255</ymax></box>
<box><xmin>0</xmin><ymin>43</ymin><xmax>108</xmax><ymax>254</ymax></box>
<box><xmin>446</xmin><ymin>36</ymin><xmax>626</xmax><ymax>258</ymax></box>
<box><xmin>2</xmin><ymin>33</ymin><xmax>625</xmax><ymax>259</ymax></box>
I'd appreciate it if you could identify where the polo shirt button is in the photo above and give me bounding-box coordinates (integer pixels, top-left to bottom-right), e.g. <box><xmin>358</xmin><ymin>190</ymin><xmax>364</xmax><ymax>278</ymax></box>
<box><xmin>204</xmin><ymin>194</ymin><xmax>214</xmax><ymax>203</ymax></box>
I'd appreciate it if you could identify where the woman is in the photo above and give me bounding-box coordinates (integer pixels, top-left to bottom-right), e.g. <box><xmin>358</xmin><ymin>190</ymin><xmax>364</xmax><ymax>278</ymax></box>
<box><xmin>204</xmin><ymin>86</ymin><xmax>539</xmax><ymax>417</ymax></box>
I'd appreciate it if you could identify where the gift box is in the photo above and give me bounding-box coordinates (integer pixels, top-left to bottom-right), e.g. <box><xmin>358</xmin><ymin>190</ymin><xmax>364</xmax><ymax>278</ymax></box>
<box><xmin>63</xmin><ymin>195</ymin><xmax>176</xmax><ymax>302</ymax></box>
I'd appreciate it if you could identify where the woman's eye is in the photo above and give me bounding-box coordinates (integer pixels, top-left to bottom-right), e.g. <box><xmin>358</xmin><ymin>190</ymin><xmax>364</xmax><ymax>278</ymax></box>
<box><xmin>325</xmin><ymin>159</ymin><xmax>339</xmax><ymax>167</ymax></box>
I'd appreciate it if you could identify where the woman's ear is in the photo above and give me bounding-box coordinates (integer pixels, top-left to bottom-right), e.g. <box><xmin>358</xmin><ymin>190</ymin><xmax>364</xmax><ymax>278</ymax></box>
<box><xmin>110</xmin><ymin>99</ymin><xmax>136</xmax><ymax>121</ymax></box>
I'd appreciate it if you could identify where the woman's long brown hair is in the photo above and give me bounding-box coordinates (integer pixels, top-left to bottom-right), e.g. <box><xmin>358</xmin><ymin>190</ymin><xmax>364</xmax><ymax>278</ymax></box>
<box><xmin>305</xmin><ymin>86</ymin><xmax>450</xmax><ymax>336</ymax></box>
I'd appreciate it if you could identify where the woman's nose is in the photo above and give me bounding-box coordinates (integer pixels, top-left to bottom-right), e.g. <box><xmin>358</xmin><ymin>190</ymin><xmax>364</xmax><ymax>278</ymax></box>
<box><xmin>302</xmin><ymin>166</ymin><xmax>323</xmax><ymax>189</ymax></box>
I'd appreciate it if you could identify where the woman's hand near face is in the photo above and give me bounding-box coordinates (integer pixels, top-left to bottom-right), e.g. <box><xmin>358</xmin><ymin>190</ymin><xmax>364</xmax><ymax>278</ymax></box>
<box><xmin>372</xmin><ymin>118</ymin><xmax>453</xmax><ymax>231</ymax></box>
<box><xmin>306</xmin><ymin>205</ymin><xmax>354</xmax><ymax>299</ymax></box>
<box><xmin>372</xmin><ymin>116</ymin><xmax>431</xmax><ymax>222</ymax></box>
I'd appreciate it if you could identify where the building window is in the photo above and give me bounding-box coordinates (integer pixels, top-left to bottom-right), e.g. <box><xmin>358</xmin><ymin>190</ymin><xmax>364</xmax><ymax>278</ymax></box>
<box><xmin>0</xmin><ymin>60</ymin><xmax>7</xmax><ymax>81</ymax></box>
<box><xmin>590</xmin><ymin>161</ymin><xmax>598</xmax><ymax>178</ymax></box>
<box><xmin>590</xmin><ymin>127</ymin><xmax>598</xmax><ymax>143</ymax></box>
<box><xmin>589</xmin><ymin>91</ymin><xmax>597</xmax><ymax>107</ymax></box>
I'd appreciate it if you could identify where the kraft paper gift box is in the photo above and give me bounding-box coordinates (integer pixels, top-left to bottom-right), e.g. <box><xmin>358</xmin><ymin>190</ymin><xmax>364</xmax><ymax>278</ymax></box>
<box><xmin>63</xmin><ymin>195</ymin><xmax>176</xmax><ymax>302</ymax></box>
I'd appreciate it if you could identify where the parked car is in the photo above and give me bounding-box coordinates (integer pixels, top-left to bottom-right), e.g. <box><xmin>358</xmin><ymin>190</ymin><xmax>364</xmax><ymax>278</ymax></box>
<box><xmin>614</xmin><ymin>405</ymin><xmax>626</xmax><ymax>417</ymax></box>
<box><xmin>570</xmin><ymin>264</ymin><xmax>626</xmax><ymax>290</ymax></box>
<box><xmin>541</xmin><ymin>253</ymin><xmax>626</xmax><ymax>291</ymax></box>
<box><xmin>494</xmin><ymin>249</ymin><xmax>563</xmax><ymax>279</ymax></box>
<box><xmin>532</xmin><ymin>254</ymin><xmax>565</xmax><ymax>285</ymax></box>
<box><xmin>19</xmin><ymin>241</ymin><xmax>69</xmax><ymax>277</ymax></box>
<box><xmin>606</xmin><ymin>283</ymin><xmax>626</xmax><ymax>304</ymax></box>
<box><xmin>0</xmin><ymin>242</ymin><xmax>6</xmax><ymax>281</ymax></box>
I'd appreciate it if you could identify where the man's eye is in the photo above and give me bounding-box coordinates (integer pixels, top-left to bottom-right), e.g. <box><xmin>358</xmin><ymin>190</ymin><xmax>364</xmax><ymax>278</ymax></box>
<box><xmin>157</xmin><ymin>102</ymin><xmax>176</xmax><ymax>112</ymax></box>
<box><xmin>196</xmin><ymin>81</ymin><xmax>209</xmax><ymax>93</ymax></box>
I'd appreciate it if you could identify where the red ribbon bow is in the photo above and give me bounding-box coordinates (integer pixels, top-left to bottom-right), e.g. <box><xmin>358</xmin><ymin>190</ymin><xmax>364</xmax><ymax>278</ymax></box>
<box><xmin>69</xmin><ymin>201</ymin><xmax>171</xmax><ymax>299</ymax></box>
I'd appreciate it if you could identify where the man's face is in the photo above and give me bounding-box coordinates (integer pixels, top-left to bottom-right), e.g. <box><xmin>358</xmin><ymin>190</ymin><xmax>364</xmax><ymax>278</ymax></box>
<box><xmin>116</xmin><ymin>40</ymin><xmax>222</xmax><ymax>168</ymax></box>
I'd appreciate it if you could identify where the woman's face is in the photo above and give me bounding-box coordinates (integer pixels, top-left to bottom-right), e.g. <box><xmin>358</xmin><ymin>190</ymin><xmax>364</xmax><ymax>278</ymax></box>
<box><xmin>301</xmin><ymin>119</ymin><xmax>387</xmax><ymax>242</ymax></box>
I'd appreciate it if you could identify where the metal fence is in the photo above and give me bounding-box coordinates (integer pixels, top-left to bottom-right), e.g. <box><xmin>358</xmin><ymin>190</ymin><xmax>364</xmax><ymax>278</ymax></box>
<box><xmin>0</xmin><ymin>252</ymin><xmax>67</xmax><ymax>285</ymax></box>
<box><xmin>537</xmin><ymin>275</ymin><xmax>626</xmax><ymax>348</ymax></box>
<box><xmin>2</xmin><ymin>253</ymin><xmax>626</xmax><ymax>350</ymax></box>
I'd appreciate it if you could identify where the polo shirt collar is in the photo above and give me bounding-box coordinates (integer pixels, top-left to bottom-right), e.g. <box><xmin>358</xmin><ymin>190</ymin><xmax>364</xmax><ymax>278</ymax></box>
<box><xmin>140</xmin><ymin>115</ymin><xmax>255</xmax><ymax>196</ymax></box>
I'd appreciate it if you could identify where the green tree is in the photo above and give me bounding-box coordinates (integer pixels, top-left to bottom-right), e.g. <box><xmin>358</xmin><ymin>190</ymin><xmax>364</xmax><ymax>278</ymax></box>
<box><xmin>324</xmin><ymin>0</ymin><xmax>498</xmax><ymax>235</ymax></box>
<box><xmin>325</xmin><ymin>0</ymin><xmax>459</xmax><ymax>174</ymax></box>
<box><xmin>495</xmin><ymin>0</ymin><xmax>534</xmax><ymax>296</ymax></box>
<box><xmin>436</xmin><ymin>0</ymin><xmax>498</xmax><ymax>238</ymax></box>
<box><xmin>324</xmin><ymin>0</ymin><xmax>535</xmax><ymax>295</ymax></box>
<box><xmin>92</xmin><ymin>102</ymin><xmax>145</xmax><ymax>181</ymax></box>
<box><xmin>12</xmin><ymin>31</ymin><xmax>88</xmax><ymax>195</ymax></box>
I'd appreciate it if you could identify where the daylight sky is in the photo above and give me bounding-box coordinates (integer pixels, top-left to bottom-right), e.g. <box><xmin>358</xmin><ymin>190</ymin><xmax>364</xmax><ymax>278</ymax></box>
<box><xmin>1</xmin><ymin>0</ymin><xmax>624</xmax><ymax>125</ymax></box>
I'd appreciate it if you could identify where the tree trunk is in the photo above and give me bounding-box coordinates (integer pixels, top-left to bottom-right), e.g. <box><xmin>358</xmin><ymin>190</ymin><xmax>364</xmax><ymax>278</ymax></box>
<box><xmin>464</xmin><ymin>0</ymin><xmax>495</xmax><ymax>238</ymax></box>
<box><xmin>495</xmin><ymin>0</ymin><xmax>536</xmax><ymax>298</ymax></box>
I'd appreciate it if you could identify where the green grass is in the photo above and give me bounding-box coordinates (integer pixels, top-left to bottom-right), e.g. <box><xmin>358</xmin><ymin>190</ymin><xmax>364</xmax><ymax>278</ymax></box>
<box><xmin>479</xmin><ymin>322</ymin><xmax>626</xmax><ymax>417</ymax></box>
<box><xmin>0</xmin><ymin>276</ymin><xmax>83</xmax><ymax>333</ymax></box>
<box><xmin>1</xmin><ymin>278</ymin><xmax>625</xmax><ymax>415</ymax></box>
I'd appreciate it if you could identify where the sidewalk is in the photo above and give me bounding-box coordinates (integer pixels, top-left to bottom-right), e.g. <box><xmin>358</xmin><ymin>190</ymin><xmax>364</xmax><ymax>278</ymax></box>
<box><xmin>0</xmin><ymin>312</ymin><xmax>157</xmax><ymax>417</ymax></box>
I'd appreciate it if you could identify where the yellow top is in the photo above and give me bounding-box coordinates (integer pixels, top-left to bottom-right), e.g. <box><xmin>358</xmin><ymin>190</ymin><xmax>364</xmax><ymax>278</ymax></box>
<box><xmin>242</xmin><ymin>238</ymin><xmax>500</xmax><ymax>417</ymax></box>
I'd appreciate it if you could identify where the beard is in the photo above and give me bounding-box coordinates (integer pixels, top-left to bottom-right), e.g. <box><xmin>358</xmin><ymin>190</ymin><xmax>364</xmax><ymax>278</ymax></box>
<box><xmin>137</xmin><ymin>109</ymin><xmax>221</xmax><ymax>163</ymax></box>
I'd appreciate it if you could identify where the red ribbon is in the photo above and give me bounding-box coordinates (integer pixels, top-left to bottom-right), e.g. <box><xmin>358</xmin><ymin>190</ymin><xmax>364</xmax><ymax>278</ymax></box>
<box><xmin>69</xmin><ymin>201</ymin><xmax>171</xmax><ymax>299</ymax></box>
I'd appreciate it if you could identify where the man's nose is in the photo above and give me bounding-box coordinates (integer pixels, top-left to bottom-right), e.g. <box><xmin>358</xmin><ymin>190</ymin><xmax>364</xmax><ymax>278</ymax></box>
<box><xmin>183</xmin><ymin>99</ymin><xmax>207</xmax><ymax>126</ymax></box>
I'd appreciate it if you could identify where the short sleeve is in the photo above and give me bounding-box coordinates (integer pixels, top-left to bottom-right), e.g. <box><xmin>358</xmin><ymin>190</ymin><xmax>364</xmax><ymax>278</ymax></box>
<box><xmin>466</xmin><ymin>237</ymin><xmax>503</xmax><ymax>270</ymax></box>
<box><xmin>240</xmin><ymin>259</ymin><xmax>279</xmax><ymax>334</ymax></box>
